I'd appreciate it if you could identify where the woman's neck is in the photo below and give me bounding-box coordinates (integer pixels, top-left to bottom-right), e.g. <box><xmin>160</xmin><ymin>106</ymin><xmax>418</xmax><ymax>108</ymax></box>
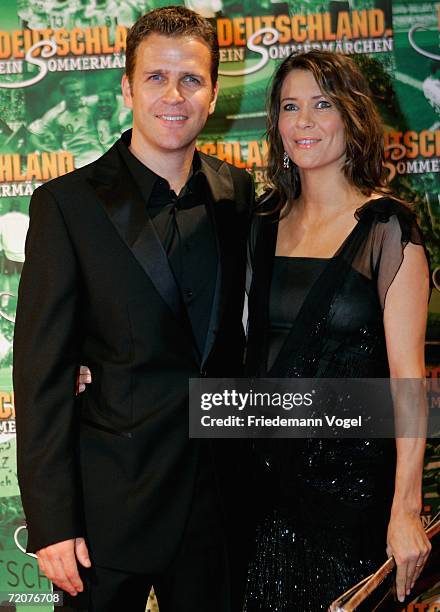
<box><xmin>296</xmin><ymin>166</ymin><xmax>367</xmax><ymax>221</ymax></box>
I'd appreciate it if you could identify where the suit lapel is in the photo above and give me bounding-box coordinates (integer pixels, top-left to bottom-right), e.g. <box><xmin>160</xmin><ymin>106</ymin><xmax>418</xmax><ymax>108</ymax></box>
<box><xmin>88</xmin><ymin>143</ymin><xmax>182</xmax><ymax>319</ymax></box>
<box><xmin>88</xmin><ymin>143</ymin><xmax>238</xmax><ymax>367</ymax></box>
<box><xmin>199</xmin><ymin>157</ymin><xmax>235</xmax><ymax>366</ymax></box>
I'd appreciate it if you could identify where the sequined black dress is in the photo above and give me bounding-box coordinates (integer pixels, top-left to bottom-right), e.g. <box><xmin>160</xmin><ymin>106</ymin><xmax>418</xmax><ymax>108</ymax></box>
<box><xmin>243</xmin><ymin>197</ymin><xmax>427</xmax><ymax>611</ymax></box>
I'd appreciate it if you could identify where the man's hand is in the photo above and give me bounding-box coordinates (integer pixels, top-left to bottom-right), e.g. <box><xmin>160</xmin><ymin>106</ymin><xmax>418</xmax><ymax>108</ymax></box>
<box><xmin>76</xmin><ymin>366</ymin><xmax>92</xmax><ymax>394</ymax></box>
<box><xmin>37</xmin><ymin>537</ymin><xmax>91</xmax><ymax>596</ymax></box>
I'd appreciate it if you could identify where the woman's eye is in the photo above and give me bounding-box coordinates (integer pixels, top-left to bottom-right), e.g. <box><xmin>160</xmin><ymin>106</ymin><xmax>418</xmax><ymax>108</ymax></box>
<box><xmin>316</xmin><ymin>100</ymin><xmax>332</xmax><ymax>109</ymax></box>
<box><xmin>283</xmin><ymin>103</ymin><xmax>298</xmax><ymax>111</ymax></box>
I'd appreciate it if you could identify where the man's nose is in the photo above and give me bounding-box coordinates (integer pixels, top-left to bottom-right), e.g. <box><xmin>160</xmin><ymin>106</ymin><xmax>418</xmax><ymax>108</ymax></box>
<box><xmin>162</xmin><ymin>81</ymin><xmax>185</xmax><ymax>104</ymax></box>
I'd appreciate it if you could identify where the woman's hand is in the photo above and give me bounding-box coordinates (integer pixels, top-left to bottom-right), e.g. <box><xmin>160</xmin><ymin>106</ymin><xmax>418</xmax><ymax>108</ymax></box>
<box><xmin>76</xmin><ymin>365</ymin><xmax>92</xmax><ymax>394</ymax></box>
<box><xmin>386</xmin><ymin>509</ymin><xmax>431</xmax><ymax>602</ymax></box>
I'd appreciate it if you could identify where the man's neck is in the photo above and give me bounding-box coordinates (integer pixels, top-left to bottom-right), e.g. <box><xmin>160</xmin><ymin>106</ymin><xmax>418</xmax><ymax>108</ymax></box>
<box><xmin>129</xmin><ymin>133</ymin><xmax>195</xmax><ymax>195</ymax></box>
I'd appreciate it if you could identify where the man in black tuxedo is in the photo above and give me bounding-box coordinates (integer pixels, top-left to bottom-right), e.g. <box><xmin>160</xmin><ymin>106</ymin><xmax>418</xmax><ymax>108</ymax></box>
<box><xmin>13</xmin><ymin>7</ymin><xmax>253</xmax><ymax>611</ymax></box>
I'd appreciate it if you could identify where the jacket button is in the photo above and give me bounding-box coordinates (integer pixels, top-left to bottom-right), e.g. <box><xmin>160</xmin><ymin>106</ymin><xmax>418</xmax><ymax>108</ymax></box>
<box><xmin>200</xmin><ymin>369</ymin><xmax>207</xmax><ymax>377</ymax></box>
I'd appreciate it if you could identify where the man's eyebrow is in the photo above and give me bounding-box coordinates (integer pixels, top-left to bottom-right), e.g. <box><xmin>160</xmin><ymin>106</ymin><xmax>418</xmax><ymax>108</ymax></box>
<box><xmin>142</xmin><ymin>69</ymin><xmax>205</xmax><ymax>78</ymax></box>
<box><xmin>142</xmin><ymin>69</ymin><xmax>167</xmax><ymax>75</ymax></box>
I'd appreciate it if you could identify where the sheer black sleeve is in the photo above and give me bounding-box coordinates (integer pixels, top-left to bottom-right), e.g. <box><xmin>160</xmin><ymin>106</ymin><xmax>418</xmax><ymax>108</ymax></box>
<box><xmin>355</xmin><ymin>198</ymin><xmax>429</xmax><ymax>310</ymax></box>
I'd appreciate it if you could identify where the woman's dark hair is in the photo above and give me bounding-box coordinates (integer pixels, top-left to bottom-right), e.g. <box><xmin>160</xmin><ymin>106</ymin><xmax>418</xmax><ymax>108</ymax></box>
<box><xmin>265</xmin><ymin>50</ymin><xmax>391</xmax><ymax>215</ymax></box>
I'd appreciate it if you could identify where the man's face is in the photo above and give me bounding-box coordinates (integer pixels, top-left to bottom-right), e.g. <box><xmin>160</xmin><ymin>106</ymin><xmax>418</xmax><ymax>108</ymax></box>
<box><xmin>33</xmin><ymin>0</ymin><xmax>46</xmax><ymax>13</ymax></box>
<box><xmin>63</xmin><ymin>82</ymin><xmax>83</xmax><ymax>111</ymax></box>
<box><xmin>97</xmin><ymin>91</ymin><xmax>116</xmax><ymax>119</ymax></box>
<box><xmin>122</xmin><ymin>34</ymin><xmax>218</xmax><ymax>157</ymax></box>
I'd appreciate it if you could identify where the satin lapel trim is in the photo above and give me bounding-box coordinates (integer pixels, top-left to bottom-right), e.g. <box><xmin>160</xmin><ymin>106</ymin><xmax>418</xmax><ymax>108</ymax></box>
<box><xmin>199</xmin><ymin>158</ymin><xmax>234</xmax><ymax>366</ymax></box>
<box><xmin>88</xmin><ymin>147</ymin><xmax>182</xmax><ymax>319</ymax></box>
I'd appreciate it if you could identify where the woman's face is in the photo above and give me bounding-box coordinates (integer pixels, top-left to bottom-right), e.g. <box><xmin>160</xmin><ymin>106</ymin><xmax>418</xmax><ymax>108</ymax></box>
<box><xmin>278</xmin><ymin>69</ymin><xmax>346</xmax><ymax>173</ymax></box>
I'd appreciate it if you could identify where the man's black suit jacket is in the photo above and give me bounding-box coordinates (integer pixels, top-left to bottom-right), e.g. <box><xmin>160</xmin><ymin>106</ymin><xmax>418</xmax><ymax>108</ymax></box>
<box><xmin>13</xmin><ymin>136</ymin><xmax>253</xmax><ymax>573</ymax></box>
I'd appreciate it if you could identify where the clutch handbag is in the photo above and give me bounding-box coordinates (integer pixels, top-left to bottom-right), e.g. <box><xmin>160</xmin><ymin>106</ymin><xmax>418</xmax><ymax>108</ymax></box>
<box><xmin>329</xmin><ymin>512</ymin><xmax>440</xmax><ymax>612</ymax></box>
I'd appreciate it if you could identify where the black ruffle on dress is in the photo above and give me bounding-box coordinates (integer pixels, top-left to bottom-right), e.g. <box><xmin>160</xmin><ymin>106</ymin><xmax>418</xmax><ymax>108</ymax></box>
<box><xmin>243</xmin><ymin>197</ymin><xmax>428</xmax><ymax>611</ymax></box>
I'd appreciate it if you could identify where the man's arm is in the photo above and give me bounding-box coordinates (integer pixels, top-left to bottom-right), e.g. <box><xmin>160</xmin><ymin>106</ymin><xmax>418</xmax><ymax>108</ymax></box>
<box><xmin>13</xmin><ymin>185</ymin><xmax>89</xmax><ymax>595</ymax></box>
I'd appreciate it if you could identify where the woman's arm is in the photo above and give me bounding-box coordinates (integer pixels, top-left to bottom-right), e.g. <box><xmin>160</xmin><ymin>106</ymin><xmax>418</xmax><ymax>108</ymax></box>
<box><xmin>383</xmin><ymin>241</ymin><xmax>431</xmax><ymax>603</ymax></box>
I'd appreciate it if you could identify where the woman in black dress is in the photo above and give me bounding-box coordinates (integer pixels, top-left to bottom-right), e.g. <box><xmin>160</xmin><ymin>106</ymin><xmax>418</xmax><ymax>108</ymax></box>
<box><xmin>244</xmin><ymin>51</ymin><xmax>431</xmax><ymax>611</ymax></box>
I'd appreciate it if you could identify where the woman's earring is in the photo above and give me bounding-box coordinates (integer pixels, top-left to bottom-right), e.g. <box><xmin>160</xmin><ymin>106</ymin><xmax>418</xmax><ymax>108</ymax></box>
<box><xmin>283</xmin><ymin>151</ymin><xmax>290</xmax><ymax>169</ymax></box>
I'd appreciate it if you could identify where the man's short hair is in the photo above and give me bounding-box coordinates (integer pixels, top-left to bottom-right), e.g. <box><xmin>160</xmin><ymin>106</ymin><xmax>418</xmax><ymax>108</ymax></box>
<box><xmin>98</xmin><ymin>89</ymin><xmax>116</xmax><ymax>98</ymax></box>
<box><xmin>125</xmin><ymin>6</ymin><xmax>219</xmax><ymax>88</ymax></box>
<box><xmin>59</xmin><ymin>76</ymin><xmax>82</xmax><ymax>93</ymax></box>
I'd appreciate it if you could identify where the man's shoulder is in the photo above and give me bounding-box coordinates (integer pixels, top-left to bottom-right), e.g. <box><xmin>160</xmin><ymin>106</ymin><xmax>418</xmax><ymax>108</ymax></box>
<box><xmin>199</xmin><ymin>151</ymin><xmax>254</xmax><ymax>218</ymax></box>
<box><xmin>37</xmin><ymin>143</ymin><xmax>120</xmax><ymax>197</ymax></box>
<box><xmin>35</xmin><ymin>163</ymin><xmax>94</xmax><ymax>200</ymax></box>
<box><xmin>199</xmin><ymin>151</ymin><xmax>251</xmax><ymax>183</ymax></box>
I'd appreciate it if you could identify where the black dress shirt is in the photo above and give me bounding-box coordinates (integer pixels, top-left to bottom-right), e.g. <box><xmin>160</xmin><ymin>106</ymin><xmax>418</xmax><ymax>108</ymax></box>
<box><xmin>117</xmin><ymin>132</ymin><xmax>217</xmax><ymax>358</ymax></box>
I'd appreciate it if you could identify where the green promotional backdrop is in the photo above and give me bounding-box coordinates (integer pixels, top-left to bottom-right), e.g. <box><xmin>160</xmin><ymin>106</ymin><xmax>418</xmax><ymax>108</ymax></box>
<box><xmin>0</xmin><ymin>0</ymin><xmax>439</xmax><ymax>609</ymax></box>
